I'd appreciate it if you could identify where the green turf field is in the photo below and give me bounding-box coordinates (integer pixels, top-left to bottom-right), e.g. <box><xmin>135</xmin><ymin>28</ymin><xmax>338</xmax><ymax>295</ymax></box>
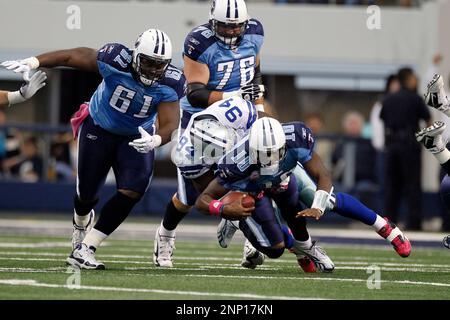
<box><xmin>0</xmin><ymin>234</ymin><xmax>449</xmax><ymax>300</ymax></box>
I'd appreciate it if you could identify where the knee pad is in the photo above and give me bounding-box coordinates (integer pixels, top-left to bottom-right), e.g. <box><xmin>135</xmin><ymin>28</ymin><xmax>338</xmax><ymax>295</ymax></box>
<box><xmin>172</xmin><ymin>194</ymin><xmax>192</xmax><ymax>213</ymax></box>
<box><xmin>440</xmin><ymin>175</ymin><xmax>450</xmax><ymax>209</ymax></box>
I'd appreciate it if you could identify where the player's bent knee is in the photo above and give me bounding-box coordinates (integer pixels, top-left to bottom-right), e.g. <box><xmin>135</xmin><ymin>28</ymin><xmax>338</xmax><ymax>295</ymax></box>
<box><xmin>172</xmin><ymin>194</ymin><xmax>192</xmax><ymax>213</ymax></box>
<box><xmin>118</xmin><ymin>189</ymin><xmax>142</xmax><ymax>200</ymax></box>
<box><xmin>264</xmin><ymin>246</ymin><xmax>285</xmax><ymax>259</ymax></box>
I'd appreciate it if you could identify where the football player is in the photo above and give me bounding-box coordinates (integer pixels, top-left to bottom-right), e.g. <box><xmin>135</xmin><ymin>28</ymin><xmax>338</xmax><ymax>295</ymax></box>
<box><xmin>0</xmin><ymin>70</ymin><xmax>46</xmax><ymax>107</ymax></box>
<box><xmin>197</xmin><ymin>118</ymin><xmax>412</xmax><ymax>272</ymax></box>
<box><xmin>169</xmin><ymin>96</ymin><xmax>334</xmax><ymax>270</ymax></box>
<box><xmin>416</xmin><ymin>73</ymin><xmax>450</xmax><ymax>247</ymax></box>
<box><xmin>154</xmin><ymin>0</ymin><xmax>266</xmax><ymax>267</ymax></box>
<box><xmin>2</xmin><ymin>29</ymin><xmax>185</xmax><ymax>269</ymax></box>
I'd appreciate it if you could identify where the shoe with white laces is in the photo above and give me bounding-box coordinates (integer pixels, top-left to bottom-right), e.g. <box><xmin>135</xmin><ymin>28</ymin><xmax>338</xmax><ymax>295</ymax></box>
<box><xmin>241</xmin><ymin>239</ymin><xmax>265</xmax><ymax>269</ymax></box>
<box><xmin>66</xmin><ymin>243</ymin><xmax>105</xmax><ymax>270</ymax></box>
<box><xmin>153</xmin><ymin>226</ymin><xmax>175</xmax><ymax>267</ymax></box>
<box><xmin>71</xmin><ymin>210</ymin><xmax>95</xmax><ymax>250</ymax></box>
<box><xmin>217</xmin><ymin>219</ymin><xmax>239</xmax><ymax>248</ymax></box>
<box><xmin>425</xmin><ymin>74</ymin><xmax>450</xmax><ymax>116</ymax></box>
<box><xmin>290</xmin><ymin>240</ymin><xmax>334</xmax><ymax>272</ymax></box>
<box><xmin>416</xmin><ymin>121</ymin><xmax>446</xmax><ymax>154</ymax></box>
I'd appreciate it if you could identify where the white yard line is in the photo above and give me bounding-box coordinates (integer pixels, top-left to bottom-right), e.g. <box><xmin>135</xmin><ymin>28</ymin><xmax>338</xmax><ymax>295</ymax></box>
<box><xmin>0</xmin><ymin>251</ymin><xmax>449</xmax><ymax>269</ymax></box>
<box><xmin>0</xmin><ymin>256</ymin><xmax>449</xmax><ymax>274</ymax></box>
<box><xmin>0</xmin><ymin>218</ymin><xmax>446</xmax><ymax>241</ymax></box>
<box><xmin>0</xmin><ymin>279</ymin><xmax>321</xmax><ymax>300</ymax></box>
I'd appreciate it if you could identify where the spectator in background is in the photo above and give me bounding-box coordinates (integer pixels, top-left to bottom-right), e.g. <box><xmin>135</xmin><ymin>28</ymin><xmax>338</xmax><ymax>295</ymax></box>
<box><xmin>3</xmin><ymin>136</ymin><xmax>43</xmax><ymax>182</ymax></box>
<box><xmin>332</xmin><ymin>111</ymin><xmax>377</xmax><ymax>207</ymax></box>
<box><xmin>304</xmin><ymin>112</ymin><xmax>333</xmax><ymax>170</ymax></box>
<box><xmin>380</xmin><ymin>67</ymin><xmax>432</xmax><ymax>230</ymax></box>
<box><xmin>50</xmin><ymin>132</ymin><xmax>76</xmax><ymax>182</ymax></box>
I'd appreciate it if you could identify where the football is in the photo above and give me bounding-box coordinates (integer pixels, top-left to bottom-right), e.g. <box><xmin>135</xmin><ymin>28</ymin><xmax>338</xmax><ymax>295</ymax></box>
<box><xmin>221</xmin><ymin>191</ymin><xmax>255</xmax><ymax>208</ymax></box>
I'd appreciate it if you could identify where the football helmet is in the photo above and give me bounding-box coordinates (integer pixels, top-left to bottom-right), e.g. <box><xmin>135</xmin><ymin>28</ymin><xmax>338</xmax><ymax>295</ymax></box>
<box><xmin>209</xmin><ymin>0</ymin><xmax>249</xmax><ymax>48</ymax></box>
<box><xmin>248</xmin><ymin>117</ymin><xmax>286</xmax><ymax>175</ymax></box>
<box><xmin>190</xmin><ymin>116</ymin><xmax>238</xmax><ymax>165</ymax></box>
<box><xmin>132</xmin><ymin>29</ymin><xmax>172</xmax><ymax>86</ymax></box>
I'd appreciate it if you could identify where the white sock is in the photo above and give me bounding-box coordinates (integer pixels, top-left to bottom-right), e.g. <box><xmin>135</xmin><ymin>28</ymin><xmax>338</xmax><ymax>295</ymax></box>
<box><xmin>74</xmin><ymin>209</ymin><xmax>91</xmax><ymax>227</ymax></box>
<box><xmin>435</xmin><ymin>148</ymin><xmax>450</xmax><ymax>164</ymax></box>
<box><xmin>295</xmin><ymin>237</ymin><xmax>313</xmax><ymax>249</ymax></box>
<box><xmin>83</xmin><ymin>228</ymin><xmax>107</xmax><ymax>250</ymax></box>
<box><xmin>372</xmin><ymin>215</ymin><xmax>386</xmax><ymax>232</ymax></box>
<box><xmin>159</xmin><ymin>222</ymin><xmax>176</xmax><ymax>237</ymax></box>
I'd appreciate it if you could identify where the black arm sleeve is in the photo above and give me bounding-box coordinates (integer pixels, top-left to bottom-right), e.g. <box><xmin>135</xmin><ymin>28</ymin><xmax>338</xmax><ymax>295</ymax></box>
<box><xmin>252</xmin><ymin>64</ymin><xmax>262</xmax><ymax>85</ymax></box>
<box><xmin>186</xmin><ymin>82</ymin><xmax>212</xmax><ymax>109</ymax></box>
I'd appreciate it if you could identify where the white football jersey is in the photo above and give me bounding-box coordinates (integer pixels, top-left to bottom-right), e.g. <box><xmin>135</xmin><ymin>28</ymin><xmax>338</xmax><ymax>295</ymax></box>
<box><xmin>176</xmin><ymin>96</ymin><xmax>258</xmax><ymax>179</ymax></box>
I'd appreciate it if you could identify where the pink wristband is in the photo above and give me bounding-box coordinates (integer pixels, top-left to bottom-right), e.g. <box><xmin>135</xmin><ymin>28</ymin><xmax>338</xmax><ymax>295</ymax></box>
<box><xmin>209</xmin><ymin>200</ymin><xmax>224</xmax><ymax>216</ymax></box>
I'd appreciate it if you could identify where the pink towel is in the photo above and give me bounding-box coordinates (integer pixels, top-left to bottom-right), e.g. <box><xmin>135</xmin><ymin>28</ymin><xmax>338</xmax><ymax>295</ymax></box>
<box><xmin>70</xmin><ymin>103</ymin><xmax>90</xmax><ymax>139</ymax></box>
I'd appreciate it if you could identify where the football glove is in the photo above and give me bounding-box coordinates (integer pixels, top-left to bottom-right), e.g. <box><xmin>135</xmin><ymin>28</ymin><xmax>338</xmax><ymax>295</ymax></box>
<box><xmin>223</xmin><ymin>84</ymin><xmax>266</xmax><ymax>101</ymax></box>
<box><xmin>128</xmin><ymin>126</ymin><xmax>162</xmax><ymax>153</ymax></box>
<box><xmin>2</xmin><ymin>57</ymin><xmax>40</xmax><ymax>81</ymax></box>
<box><xmin>7</xmin><ymin>71</ymin><xmax>47</xmax><ymax>105</ymax></box>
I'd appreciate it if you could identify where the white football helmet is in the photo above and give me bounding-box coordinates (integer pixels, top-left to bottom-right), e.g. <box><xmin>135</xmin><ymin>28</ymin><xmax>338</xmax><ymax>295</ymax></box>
<box><xmin>248</xmin><ymin>117</ymin><xmax>286</xmax><ymax>175</ymax></box>
<box><xmin>190</xmin><ymin>116</ymin><xmax>238</xmax><ymax>165</ymax></box>
<box><xmin>209</xmin><ymin>0</ymin><xmax>249</xmax><ymax>48</ymax></box>
<box><xmin>132</xmin><ymin>29</ymin><xmax>172</xmax><ymax>86</ymax></box>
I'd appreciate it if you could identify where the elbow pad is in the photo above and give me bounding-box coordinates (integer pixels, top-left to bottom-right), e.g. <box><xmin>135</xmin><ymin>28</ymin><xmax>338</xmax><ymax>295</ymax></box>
<box><xmin>252</xmin><ymin>65</ymin><xmax>263</xmax><ymax>85</ymax></box>
<box><xmin>186</xmin><ymin>82</ymin><xmax>211</xmax><ymax>109</ymax></box>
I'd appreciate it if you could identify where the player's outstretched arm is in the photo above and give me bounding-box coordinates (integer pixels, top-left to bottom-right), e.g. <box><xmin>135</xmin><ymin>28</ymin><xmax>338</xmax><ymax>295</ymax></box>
<box><xmin>195</xmin><ymin>178</ymin><xmax>254</xmax><ymax>220</ymax></box>
<box><xmin>297</xmin><ymin>152</ymin><xmax>334</xmax><ymax>220</ymax></box>
<box><xmin>37</xmin><ymin>47</ymin><xmax>99</xmax><ymax>72</ymax></box>
<box><xmin>2</xmin><ymin>48</ymin><xmax>98</xmax><ymax>78</ymax></box>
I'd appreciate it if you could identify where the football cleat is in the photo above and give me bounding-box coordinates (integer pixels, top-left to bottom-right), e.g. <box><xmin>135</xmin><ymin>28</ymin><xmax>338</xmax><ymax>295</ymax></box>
<box><xmin>241</xmin><ymin>239</ymin><xmax>265</xmax><ymax>269</ymax></box>
<box><xmin>425</xmin><ymin>74</ymin><xmax>450</xmax><ymax>116</ymax></box>
<box><xmin>290</xmin><ymin>240</ymin><xmax>334</xmax><ymax>272</ymax></box>
<box><xmin>217</xmin><ymin>219</ymin><xmax>239</xmax><ymax>248</ymax></box>
<box><xmin>377</xmin><ymin>217</ymin><xmax>411</xmax><ymax>257</ymax></box>
<box><xmin>71</xmin><ymin>210</ymin><xmax>95</xmax><ymax>250</ymax></box>
<box><xmin>416</xmin><ymin>121</ymin><xmax>446</xmax><ymax>154</ymax></box>
<box><xmin>153</xmin><ymin>226</ymin><xmax>175</xmax><ymax>268</ymax></box>
<box><xmin>66</xmin><ymin>243</ymin><xmax>105</xmax><ymax>270</ymax></box>
<box><xmin>296</xmin><ymin>256</ymin><xmax>317</xmax><ymax>273</ymax></box>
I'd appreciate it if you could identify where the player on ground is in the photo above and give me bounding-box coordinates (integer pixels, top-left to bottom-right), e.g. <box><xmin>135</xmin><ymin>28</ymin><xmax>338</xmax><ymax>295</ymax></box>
<box><xmin>2</xmin><ymin>29</ymin><xmax>185</xmax><ymax>269</ymax></box>
<box><xmin>198</xmin><ymin>118</ymin><xmax>411</xmax><ymax>271</ymax></box>
<box><xmin>154</xmin><ymin>0</ymin><xmax>266</xmax><ymax>267</ymax></box>
<box><xmin>416</xmin><ymin>74</ymin><xmax>450</xmax><ymax>248</ymax></box>
<box><xmin>0</xmin><ymin>71</ymin><xmax>46</xmax><ymax>107</ymax></box>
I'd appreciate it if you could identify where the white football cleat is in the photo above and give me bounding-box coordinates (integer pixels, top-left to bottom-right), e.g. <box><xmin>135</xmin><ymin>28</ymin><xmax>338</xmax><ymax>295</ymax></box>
<box><xmin>72</xmin><ymin>210</ymin><xmax>95</xmax><ymax>250</ymax></box>
<box><xmin>153</xmin><ymin>226</ymin><xmax>175</xmax><ymax>267</ymax></box>
<box><xmin>290</xmin><ymin>240</ymin><xmax>334</xmax><ymax>272</ymax></box>
<box><xmin>425</xmin><ymin>74</ymin><xmax>450</xmax><ymax>116</ymax></box>
<box><xmin>241</xmin><ymin>239</ymin><xmax>265</xmax><ymax>269</ymax></box>
<box><xmin>66</xmin><ymin>243</ymin><xmax>105</xmax><ymax>270</ymax></box>
<box><xmin>217</xmin><ymin>219</ymin><xmax>239</xmax><ymax>248</ymax></box>
<box><xmin>415</xmin><ymin>121</ymin><xmax>446</xmax><ymax>154</ymax></box>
